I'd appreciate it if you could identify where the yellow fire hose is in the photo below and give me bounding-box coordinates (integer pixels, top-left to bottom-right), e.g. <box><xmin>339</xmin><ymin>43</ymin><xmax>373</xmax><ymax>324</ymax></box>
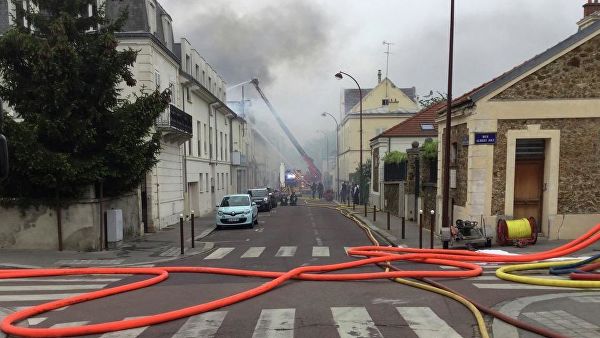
<box><xmin>305</xmin><ymin>201</ymin><xmax>490</xmax><ymax>338</ymax></box>
<box><xmin>496</xmin><ymin>259</ymin><xmax>600</xmax><ymax>288</ymax></box>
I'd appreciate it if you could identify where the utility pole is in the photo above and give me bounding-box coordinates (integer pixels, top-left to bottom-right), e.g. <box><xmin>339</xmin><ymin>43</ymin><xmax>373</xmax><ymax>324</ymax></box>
<box><xmin>382</xmin><ymin>40</ymin><xmax>394</xmax><ymax>98</ymax></box>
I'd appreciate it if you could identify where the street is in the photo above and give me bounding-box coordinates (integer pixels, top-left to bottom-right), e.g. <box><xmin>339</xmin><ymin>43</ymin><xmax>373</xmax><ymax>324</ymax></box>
<box><xmin>1</xmin><ymin>201</ymin><xmax>599</xmax><ymax>337</ymax></box>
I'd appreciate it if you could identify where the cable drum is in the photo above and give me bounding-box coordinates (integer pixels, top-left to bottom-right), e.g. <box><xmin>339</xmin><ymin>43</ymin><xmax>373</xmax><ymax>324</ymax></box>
<box><xmin>497</xmin><ymin>217</ymin><xmax>538</xmax><ymax>246</ymax></box>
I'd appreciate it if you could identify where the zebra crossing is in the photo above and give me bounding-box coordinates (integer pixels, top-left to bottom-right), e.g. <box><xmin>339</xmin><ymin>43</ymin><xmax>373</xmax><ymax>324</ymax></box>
<box><xmin>16</xmin><ymin>306</ymin><xmax>467</xmax><ymax>337</ymax></box>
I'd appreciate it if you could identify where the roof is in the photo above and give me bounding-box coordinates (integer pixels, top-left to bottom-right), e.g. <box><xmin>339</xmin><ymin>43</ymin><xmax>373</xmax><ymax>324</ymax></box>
<box><xmin>373</xmin><ymin>101</ymin><xmax>446</xmax><ymax>140</ymax></box>
<box><xmin>343</xmin><ymin>85</ymin><xmax>417</xmax><ymax>113</ymax></box>
<box><xmin>439</xmin><ymin>19</ymin><xmax>600</xmax><ymax>114</ymax></box>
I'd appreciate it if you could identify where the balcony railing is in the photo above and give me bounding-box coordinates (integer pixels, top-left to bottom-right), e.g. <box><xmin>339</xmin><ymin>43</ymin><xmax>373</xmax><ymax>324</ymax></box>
<box><xmin>156</xmin><ymin>104</ymin><xmax>193</xmax><ymax>135</ymax></box>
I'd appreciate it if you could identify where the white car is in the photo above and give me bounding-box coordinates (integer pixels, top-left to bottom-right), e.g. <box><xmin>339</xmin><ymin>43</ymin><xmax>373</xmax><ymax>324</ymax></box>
<box><xmin>216</xmin><ymin>194</ymin><xmax>258</xmax><ymax>229</ymax></box>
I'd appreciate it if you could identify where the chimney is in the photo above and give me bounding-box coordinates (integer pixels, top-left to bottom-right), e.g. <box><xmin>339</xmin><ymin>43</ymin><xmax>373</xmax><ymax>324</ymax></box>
<box><xmin>584</xmin><ymin>0</ymin><xmax>600</xmax><ymax>17</ymax></box>
<box><xmin>377</xmin><ymin>70</ymin><xmax>382</xmax><ymax>83</ymax></box>
<box><xmin>579</xmin><ymin>0</ymin><xmax>600</xmax><ymax>30</ymax></box>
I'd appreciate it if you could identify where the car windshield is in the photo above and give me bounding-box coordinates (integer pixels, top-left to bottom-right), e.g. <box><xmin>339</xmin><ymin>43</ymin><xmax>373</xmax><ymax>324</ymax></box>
<box><xmin>220</xmin><ymin>196</ymin><xmax>250</xmax><ymax>207</ymax></box>
<box><xmin>249</xmin><ymin>189</ymin><xmax>267</xmax><ymax>197</ymax></box>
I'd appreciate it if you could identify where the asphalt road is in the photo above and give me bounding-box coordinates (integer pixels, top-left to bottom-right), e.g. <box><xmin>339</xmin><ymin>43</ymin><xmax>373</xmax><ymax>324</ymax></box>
<box><xmin>2</xmin><ymin>200</ymin><xmax>600</xmax><ymax>337</ymax></box>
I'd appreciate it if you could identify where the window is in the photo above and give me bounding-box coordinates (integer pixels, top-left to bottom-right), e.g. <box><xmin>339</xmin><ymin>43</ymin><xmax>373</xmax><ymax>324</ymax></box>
<box><xmin>421</xmin><ymin>124</ymin><xmax>435</xmax><ymax>131</ymax></box>
<box><xmin>147</xmin><ymin>1</ymin><xmax>157</xmax><ymax>34</ymax></box>
<box><xmin>225</xmin><ymin>133</ymin><xmax>228</xmax><ymax>161</ymax></box>
<box><xmin>204</xmin><ymin>124</ymin><xmax>207</xmax><ymax>155</ymax></box>
<box><xmin>195</xmin><ymin>65</ymin><xmax>200</xmax><ymax>79</ymax></box>
<box><xmin>197</xmin><ymin>127</ymin><xmax>205</xmax><ymax>158</ymax></box>
<box><xmin>186</xmin><ymin>87</ymin><xmax>192</xmax><ymax>103</ymax></box>
<box><xmin>185</xmin><ymin>54</ymin><xmax>191</xmax><ymax>73</ymax></box>
<box><xmin>199</xmin><ymin>173</ymin><xmax>204</xmax><ymax>192</ymax></box>
<box><xmin>209</xmin><ymin>126</ymin><xmax>213</xmax><ymax>158</ymax></box>
<box><xmin>226</xmin><ymin>173</ymin><xmax>229</xmax><ymax>188</ymax></box>
<box><xmin>208</xmin><ymin>77</ymin><xmax>212</xmax><ymax>91</ymax></box>
<box><xmin>187</xmin><ymin>140</ymin><xmax>191</xmax><ymax>155</ymax></box>
<box><xmin>382</xmin><ymin>98</ymin><xmax>390</xmax><ymax>106</ymax></box>
<box><xmin>205</xmin><ymin>173</ymin><xmax>209</xmax><ymax>192</ymax></box>
<box><xmin>220</xmin><ymin>132</ymin><xmax>223</xmax><ymax>160</ymax></box>
<box><xmin>202</xmin><ymin>70</ymin><xmax>206</xmax><ymax>85</ymax></box>
<box><xmin>154</xmin><ymin>70</ymin><xmax>161</xmax><ymax>89</ymax></box>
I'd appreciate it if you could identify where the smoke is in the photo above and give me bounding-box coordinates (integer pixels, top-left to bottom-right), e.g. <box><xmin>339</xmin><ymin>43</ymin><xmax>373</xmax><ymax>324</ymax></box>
<box><xmin>170</xmin><ymin>1</ymin><xmax>332</xmax><ymax>87</ymax></box>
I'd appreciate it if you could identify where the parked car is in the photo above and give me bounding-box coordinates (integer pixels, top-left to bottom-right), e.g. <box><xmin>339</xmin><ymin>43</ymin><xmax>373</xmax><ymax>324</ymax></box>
<box><xmin>216</xmin><ymin>194</ymin><xmax>258</xmax><ymax>229</ymax></box>
<box><xmin>248</xmin><ymin>188</ymin><xmax>272</xmax><ymax>211</ymax></box>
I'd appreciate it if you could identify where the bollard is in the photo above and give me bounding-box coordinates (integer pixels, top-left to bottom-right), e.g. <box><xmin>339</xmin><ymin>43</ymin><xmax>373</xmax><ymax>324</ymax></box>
<box><xmin>419</xmin><ymin>210</ymin><xmax>423</xmax><ymax>249</ymax></box>
<box><xmin>103</xmin><ymin>211</ymin><xmax>108</xmax><ymax>250</ymax></box>
<box><xmin>387</xmin><ymin>211</ymin><xmax>390</xmax><ymax>231</ymax></box>
<box><xmin>430</xmin><ymin>210</ymin><xmax>435</xmax><ymax>249</ymax></box>
<box><xmin>191</xmin><ymin>211</ymin><xmax>195</xmax><ymax>249</ymax></box>
<box><xmin>347</xmin><ymin>198</ymin><xmax>350</xmax><ymax>207</ymax></box>
<box><xmin>373</xmin><ymin>205</ymin><xmax>376</xmax><ymax>222</ymax></box>
<box><xmin>364</xmin><ymin>204</ymin><xmax>367</xmax><ymax>217</ymax></box>
<box><xmin>179</xmin><ymin>214</ymin><xmax>184</xmax><ymax>255</ymax></box>
<box><xmin>401</xmin><ymin>216</ymin><xmax>406</xmax><ymax>239</ymax></box>
<box><xmin>352</xmin><ymin>203</ymin><xmax>355</xmax><ymax>211</ymax></box>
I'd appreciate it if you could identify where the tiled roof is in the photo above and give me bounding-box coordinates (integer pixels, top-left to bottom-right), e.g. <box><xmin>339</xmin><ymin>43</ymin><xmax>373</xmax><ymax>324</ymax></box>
<box><xmin>374</xmin><ymin>101</ymin><xmax>446</xmax><ymax>140</ymax></box>
<box><xmin>438</xmin><ymin>19</ymin><xmax>600</xmax><ymax>115</ymax></box>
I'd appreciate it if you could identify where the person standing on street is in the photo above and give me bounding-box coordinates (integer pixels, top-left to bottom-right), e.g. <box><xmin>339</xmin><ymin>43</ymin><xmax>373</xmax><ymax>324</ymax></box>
<box><xmin>352</xmin><ymin>183</ymin><xmax>360</xmax><ymax>205</ymax></box>
<box><xmin>340</xmin><ymin>182</ymin><xmax>347</xmax><ymax>203</ymax></box>
<box><xmin>311</xmin><ymin>182</ymin><xmax>317</xmax><ymax>199</ymax></box>
<box><xmin>317</xmin><ymin>182</ymin><xmax>324</xmax><ymax>199</ymax></box>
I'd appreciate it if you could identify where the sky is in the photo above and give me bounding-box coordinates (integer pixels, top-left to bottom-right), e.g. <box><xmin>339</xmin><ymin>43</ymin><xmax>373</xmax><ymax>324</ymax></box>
<box><xmin>160</xmin><ymin>0</ymin><xmax>584</xmax><ymax>157</ymax></box>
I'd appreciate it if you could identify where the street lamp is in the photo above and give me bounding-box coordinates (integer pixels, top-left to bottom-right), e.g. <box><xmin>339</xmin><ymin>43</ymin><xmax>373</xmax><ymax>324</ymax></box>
<box><xmin>321</xmin><ymin>112</ymin><xmax>339</xmax><ymax>201</ymax></box>
<box><xmin>334</xmin><ymin>71</ymin><xmax>363</xmax><ymax>206</ymax></box>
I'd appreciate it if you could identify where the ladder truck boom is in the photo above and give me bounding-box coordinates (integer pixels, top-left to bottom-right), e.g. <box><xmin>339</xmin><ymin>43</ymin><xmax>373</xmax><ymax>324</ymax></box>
<box><xmin>249</xmin><ymin>79</ymin><xmax>322</xmax><ymax>182</ymax></box>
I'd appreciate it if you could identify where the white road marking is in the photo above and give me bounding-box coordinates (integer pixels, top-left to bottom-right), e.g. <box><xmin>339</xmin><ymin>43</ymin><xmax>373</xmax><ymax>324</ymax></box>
<box><xmin>252</xmin><ymin>308</ymin><xmax>295</xmax><ymax>338</ymax></box>
<box><xmin>372</xmin><ymin>298</ymin><xmax>407</xmax><ymax>305</ymax></box>
<box><xmin>0</xmin><ymin>284</ymin><xmax>107</xmax><ymax>291</ymax></box>
<box><xmin>331</xmin><ymin>307</ymin><xmax>383</xmax><ymax>338</ymax></box>
<box><xmin>0</xmin><ymin>293</ymin><xmax>84</xmax><ymax>301</ymax></box>
<box><xmin>0</xmin><ymin>278</ymin><xmax>122</xmax><ymax>283</ymax></box>
<box><xmin>99</xmin><ymin>317</ymin><xmax>148</xmax><ymax>338</ymax></box>
<box><xmin>15</xmin><ymin>306</ymin><xmax>68</xmax><ymax>312</ymax></box>
<box><xmin>55</xmin><ymin>259</ymin><xmax>124</xmax><ymax>265</ymax></box>
<box><xmin>275</xmin><ymin>246</ymin><xmax>297</xmax><ymax>257</ymax></box>
<box><xmin>172</xmin><ymin>311</ymin><xmax>227</xmax><ymax>338</ymax></box>
<box><xmin>28</xmin><ymin>317</ymin><xmax>47</xmax><ymax>326</ymax></box>
<box><xmin>242</xmin><ymin>247</ymin><xmax>266</xmax><ymax>258</ymax></box>
<box><xmin>204</xmin><ymin>248</ymin><xmax>235</xmax><ymax>260</ymax></box>
<box><xmin>570</xmin><ymin>296</ymin><xmax>600</xmax><ymax>303</ymax></box>
<box><xmin>312</xmin><ymin>246</ymin><xmax>330</xmax><ymax>257</ymax></box>
<box><xmin>51</xmin><ymin>321</ymin><xmax>90</xmax><ymax>328</ymax></box>
<box><xmin>396</xmin><ymin>307</ymin><xmax>462</xmax><ymax>338</ymax></box>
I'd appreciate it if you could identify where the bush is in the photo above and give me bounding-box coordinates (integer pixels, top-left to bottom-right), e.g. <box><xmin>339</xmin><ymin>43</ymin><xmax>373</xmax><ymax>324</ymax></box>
<box><xmin>383</xmin><ymin>151</ymin><xmax>407</xmax><ymax>164</ymax></box>
<box><xmin>421</xmin><ymin>140</ymin><xmax>438</xmax><ymax>161</ymax></box>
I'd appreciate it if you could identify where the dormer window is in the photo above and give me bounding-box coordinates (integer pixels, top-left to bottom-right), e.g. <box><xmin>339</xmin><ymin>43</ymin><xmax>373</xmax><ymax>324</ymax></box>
<box><xmin>382</xmin><ymin>98</ymin><xmax>390</xmax><ymax>106</ymax></box>
<box><xmin>420</xmin><ymin>124</ymin><xmax>434</xmax><ymax>131</ymax></box>
<box><xmin>147</xmin><ymin>1</ymin><xmax>156</xmax><ymax>34</ymax></box>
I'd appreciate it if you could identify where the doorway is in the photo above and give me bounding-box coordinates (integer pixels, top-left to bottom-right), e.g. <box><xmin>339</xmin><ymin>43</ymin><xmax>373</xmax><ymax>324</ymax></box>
<box><xmin>513</xmin><ymin>139</ymin><xmax>545</xmax><ymax>226</ymax></box>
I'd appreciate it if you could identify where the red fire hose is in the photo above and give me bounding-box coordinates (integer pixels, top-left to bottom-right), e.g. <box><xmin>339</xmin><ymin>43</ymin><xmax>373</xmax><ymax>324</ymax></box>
<box><xmin>1</xmin><ymin>223</ymin><xmax>599</xmax><ymax>337</ymax></box>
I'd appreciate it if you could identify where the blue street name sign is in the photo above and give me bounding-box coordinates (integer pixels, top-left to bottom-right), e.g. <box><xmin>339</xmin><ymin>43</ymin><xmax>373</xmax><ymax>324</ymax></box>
<box><xmin>474</xmin><ymin>133</ymin><xmax>497</xmax><ymax>144</ymax></box>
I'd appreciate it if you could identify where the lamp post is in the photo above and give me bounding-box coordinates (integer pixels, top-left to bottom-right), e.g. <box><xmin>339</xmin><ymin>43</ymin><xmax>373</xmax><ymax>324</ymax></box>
<box><xmin>321</xmin><ymin>112</ymin><xmax>339</xmax><ymax>200</ymax></box>
<box><xmin>335</xmin><ymin>71</ymin><xmax>363</xmax><ymax>206</ymax></box>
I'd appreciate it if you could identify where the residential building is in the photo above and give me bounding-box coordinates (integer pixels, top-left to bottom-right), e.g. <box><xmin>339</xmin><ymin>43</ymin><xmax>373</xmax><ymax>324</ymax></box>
<box><xmin>435</xmin><ymin>2</ymin><xmax>600</xmax><ymax>240</ymax></box>
<box><xmin>369</xmin><ymin>101</ymin><xmax>444</xmax><ymax>211</ymax></box>
<box><xmin>338</xmin><ymin>72</ymin><xmax>419</xmax><ymax>191</ymax></box>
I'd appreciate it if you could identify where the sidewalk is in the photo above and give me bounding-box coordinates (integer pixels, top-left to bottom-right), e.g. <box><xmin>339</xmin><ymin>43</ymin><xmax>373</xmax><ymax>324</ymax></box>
<box><xmin>339</xmin><ymin>202</ymin><xmax>600</xmax><ymax>256</ymax></box>
<box><xmin>0</xmin><ymin>214</ymin><xmax>218</xmax><ymax>269</ymax></box>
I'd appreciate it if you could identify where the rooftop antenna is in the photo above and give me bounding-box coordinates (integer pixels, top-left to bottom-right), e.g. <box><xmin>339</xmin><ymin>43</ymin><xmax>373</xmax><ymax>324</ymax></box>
<box><xmin>383</xmin><ymin>40</ymin><xmax>394</xmax><ymax>98</ymax></box>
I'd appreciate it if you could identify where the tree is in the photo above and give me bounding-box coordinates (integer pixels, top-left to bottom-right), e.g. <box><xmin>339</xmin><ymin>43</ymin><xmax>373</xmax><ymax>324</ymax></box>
<box><xmin>0</xmin><ymin>0</ymin><xmax>170</xmax><ymax>209</ymax></box>
<box><xmin>418</xmin><ymin>90</ymin><xmax>447</xmax><ymax>109</ymax></box>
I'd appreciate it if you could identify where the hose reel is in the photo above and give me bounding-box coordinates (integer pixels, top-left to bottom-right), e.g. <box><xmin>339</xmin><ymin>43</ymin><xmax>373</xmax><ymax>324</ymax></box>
<box><xmin>497</xmin><ymin>217</ymin><xmax>538</xmax><ymax>247</ymax></box>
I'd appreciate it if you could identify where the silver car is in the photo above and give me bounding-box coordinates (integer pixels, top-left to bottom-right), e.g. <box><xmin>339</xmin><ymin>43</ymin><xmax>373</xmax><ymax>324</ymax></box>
<box><xmin>216</xmin><ymin>194</ymin><xmax>258</xmax><ymax>229</ymax></box>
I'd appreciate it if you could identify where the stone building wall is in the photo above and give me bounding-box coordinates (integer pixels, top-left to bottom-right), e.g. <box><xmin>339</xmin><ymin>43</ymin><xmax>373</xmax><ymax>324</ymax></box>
<box><xmin>495</xmin><ymin>34</ymin><xmax>600</xmax><ymax>100</ymax></box>
<box><xmin>491</xmin><ymin>118</ymin><xmax>600</xmax><ymax>215</ymax></box>
<box><xmin>444</xmin><ymin>124</ymin><xmax>468</xmax><ymax>207</ymax></box>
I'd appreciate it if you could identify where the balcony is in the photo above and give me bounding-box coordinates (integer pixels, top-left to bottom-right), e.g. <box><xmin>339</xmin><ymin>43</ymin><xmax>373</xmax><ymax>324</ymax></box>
<box><xmin>156</xmin><ymin>104</ymin><xmax>192</xmax><ymax>143</ymax></box>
